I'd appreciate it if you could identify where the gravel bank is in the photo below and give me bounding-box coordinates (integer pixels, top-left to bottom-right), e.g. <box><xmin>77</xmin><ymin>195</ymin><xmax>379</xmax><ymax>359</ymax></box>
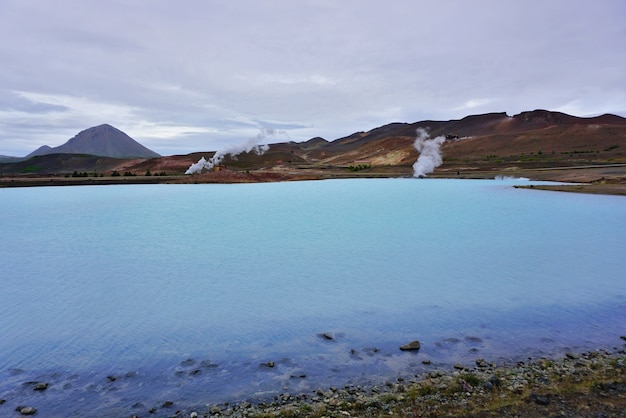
<box><xmin>127</xmin><ymin>341</ymin><xmax>626</xmax><ymax>418</ymax></box>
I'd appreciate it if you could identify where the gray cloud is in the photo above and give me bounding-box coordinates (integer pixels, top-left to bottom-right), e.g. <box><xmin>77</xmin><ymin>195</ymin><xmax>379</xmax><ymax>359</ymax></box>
<box><xmin>1</xmin><ymin>0</ymin><xmax>625</xmax><ymax>156</ymax></box>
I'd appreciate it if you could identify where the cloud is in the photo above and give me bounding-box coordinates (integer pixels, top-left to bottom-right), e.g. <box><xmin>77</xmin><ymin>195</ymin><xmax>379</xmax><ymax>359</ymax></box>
<box><xmin>454</xmin><ymin>98</ymin><xmax>495</xmax><ymax>112</ymax></box>
<box><xmin>1</xmin><ymin>0</ymin><xmax>625</xmax><ymax>156</ymax></box>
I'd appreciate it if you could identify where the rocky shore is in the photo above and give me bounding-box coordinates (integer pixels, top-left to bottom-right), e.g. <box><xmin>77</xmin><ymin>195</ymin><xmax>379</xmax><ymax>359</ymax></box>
<box><xmin>3</xmin><ymin>342</ymin><xmax>625</xmax><ymax>417</ymax></box>
<box><xmin>99</xmin><ymin>343</ymin><xmax>623</xmax><ymax>418</ymax></box>
<box><xmin>173</xmin><ymin>348</ymin><xmax>624</xmax><ymax>418</ymax></box>
<box><xmin>185</xmin><ymin>351</ymin><xmax>624</xmax><ymax>418</ymax></box>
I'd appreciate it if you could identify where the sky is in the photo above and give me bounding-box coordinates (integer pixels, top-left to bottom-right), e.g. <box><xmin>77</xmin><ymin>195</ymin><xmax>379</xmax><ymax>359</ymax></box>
<box><xmin>1</xmin><ymin>0</ymin><xmax>625</xmax><ymax>157</ymax></box>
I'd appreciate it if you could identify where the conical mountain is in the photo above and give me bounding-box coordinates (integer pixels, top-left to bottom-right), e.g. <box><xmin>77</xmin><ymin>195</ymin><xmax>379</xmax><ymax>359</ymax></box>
<box><xmin>40</xmin><ymin>124</ymin><xmax>160</xmax><ymax>159</ymax></box>
<box><xmin>25</xmin><ymin>145</ymin><xmax>53</xmax><ymax>158</ymax></box>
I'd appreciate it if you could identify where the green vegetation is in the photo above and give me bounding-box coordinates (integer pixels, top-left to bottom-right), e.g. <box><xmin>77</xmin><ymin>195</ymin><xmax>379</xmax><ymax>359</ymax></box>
<box><xmin>348</xmin><ymin>163</ymin><xmax>371</xmax><ymax>171</ymax></box>
<box><xmin>20</xmin><ymin>165</ymin><xmax>43</xmax><ymax>173</ymax></box>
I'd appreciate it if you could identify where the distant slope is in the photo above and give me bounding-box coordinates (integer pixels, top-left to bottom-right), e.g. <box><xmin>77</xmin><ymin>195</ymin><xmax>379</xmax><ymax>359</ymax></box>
<box><xmin>0</xmin><ymin>154</ymin><xmax>135</xmax><ymax>175</ymax></box>
<box><xmin>33</xmin><ymin>124</ymin><xmax>160</xmax><ymax>159</ymax></box>
<box><xmin>0</xmin><ymin>155</ymin><xmax>22</xmax><ymax>163</ymax></box>
<box><xmin>2</xmin><ymin>110</ymin><xmax>625</xmax><ymax>176</ymax></box>
<box><xmin>307</xmin><ymin>110</ymin><xmax>626</xmax><ymax>167</ymax></box>
<box><xmin>25</xmin><ymin>145</ymin><xmax>53</xmax><ymax>159</ymax></box>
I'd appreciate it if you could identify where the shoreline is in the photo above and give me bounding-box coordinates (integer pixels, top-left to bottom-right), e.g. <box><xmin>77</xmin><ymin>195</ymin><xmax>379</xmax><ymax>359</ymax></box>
<box><xmin>6</xmin><ymin>343</ymin><xmax>624</xmax><ymax>417</ymax></box>
<box><xmin>188</xmin><ymin>346</ymin><xmax>626</xmax><ymax>417</ymax></box>
<box><xmin>2</xmin><ymin>164</ymin><xmax>626</xmax><ymax>196</ymax></box>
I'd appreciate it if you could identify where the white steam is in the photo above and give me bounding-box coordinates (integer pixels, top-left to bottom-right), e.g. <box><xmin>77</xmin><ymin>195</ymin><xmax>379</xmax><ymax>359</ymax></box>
<box><xmin>185</xmin><ymin>128</ymin><xmax>280</xmax><ymax>175</ymax></box>
<box><xmin>412</xmin><ymin>128</ymin><xmax>446</xmax><ymax>178</ymax></box>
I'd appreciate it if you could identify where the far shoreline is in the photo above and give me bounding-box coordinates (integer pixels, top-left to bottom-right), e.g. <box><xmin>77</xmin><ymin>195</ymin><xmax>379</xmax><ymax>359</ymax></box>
<box><xmin>2</xmin><ymin>164</ymin><xmax>626</xmax><ymax>195</ymax></box>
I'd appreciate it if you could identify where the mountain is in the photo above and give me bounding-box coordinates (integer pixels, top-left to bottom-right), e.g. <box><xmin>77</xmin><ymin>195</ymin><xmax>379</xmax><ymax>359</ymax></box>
<box><xmin>25</xmin><ymin>145</ymin><xmax>53</xmax><ymax>159</ymax></box>
<box><xmin>0</xmin><ymin>155</ymin><xmax>22</xmax><ymax>163</ymax></box>
<box><xmin>33</xmin><ymin>124</ymin><xmax>160</xmax><ymax>159</ymax></box>
<box><xmin>2</xmin><ymin>110</ymin><xmax>626</xmax><ymax>177</ymax></box>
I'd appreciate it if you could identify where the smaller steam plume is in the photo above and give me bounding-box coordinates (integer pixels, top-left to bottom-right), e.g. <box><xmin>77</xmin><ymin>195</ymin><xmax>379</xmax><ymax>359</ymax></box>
<box><xmin>185</xmin><ymin>128</ymin><xmax>282</xmax><ymax>175</ymax></box>
<box><xmin>412</xmin><ymin>128</ymin><xmax>446</xmax><ymax>178</ymax></box>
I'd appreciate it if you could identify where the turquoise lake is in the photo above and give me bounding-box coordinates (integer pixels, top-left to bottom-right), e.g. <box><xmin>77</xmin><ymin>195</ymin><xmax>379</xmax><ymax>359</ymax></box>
<box><xmin>1</xmin><ymin>178</ymin><xmax>625</xmax><ymax>416</ymax></box>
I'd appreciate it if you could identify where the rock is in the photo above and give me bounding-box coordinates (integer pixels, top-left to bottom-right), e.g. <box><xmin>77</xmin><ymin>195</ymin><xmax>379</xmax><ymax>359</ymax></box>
<box><xmin>33</xmin><ymin>382</ymin><xmax>48</xmax><ymax>391</ymax></box>
<box><xmin>16</xmin><ymin>406</ymin><xmax>37</xmax><ymax>415</ymax></box>
<box><xmin>488</xmin><ymin>375</ymin><xmax>501</xmax><ymax>387</ymax></box>
<box><xmin>162</xmin><ymin>400</ymin><xmax>174</xmax><ymax>408</ymax></box>
<box><xmin>320</xmin><ymin>333</ymin><xmax>334</xmax><ymax>340</ymax></box>
<box><xmin>422</xmin><ymin>359</ymin><xmax>431</xmax><ymax>365</ymax></box>
<box><xmin>399</xmin><ymin>340</ymin><xmax>421</xmax><ymax>351</ymax></box>
<box><xmin>453</xmin><ymin>363</ymin><xmax>465</xmax><ymax>370</ymax></box>
<box><xmin>475</xmin><ymin>358</ymin><xmax>488</xmax><ymax>368</ymax></box>
<box><xmin>180</xmin><ymin>358</ymin><xmax>195</xmax><ymax>366</ymax></box>
<box><xmin>459</xmin><ymin>379</ymin><xmax>473</xmax><ymax>392</ymax></box>
<box><xmin>530</xmin><ymin>392</ymin><xmax>550</xmax><ymax>405</ymax></box>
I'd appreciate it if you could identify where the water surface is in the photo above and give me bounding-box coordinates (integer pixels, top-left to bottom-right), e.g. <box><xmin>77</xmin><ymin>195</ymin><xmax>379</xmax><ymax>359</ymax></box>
<box><xmin>1</xmin><ymin>178</ymin><xmax>625</xmax><ymax>416</ymax></box>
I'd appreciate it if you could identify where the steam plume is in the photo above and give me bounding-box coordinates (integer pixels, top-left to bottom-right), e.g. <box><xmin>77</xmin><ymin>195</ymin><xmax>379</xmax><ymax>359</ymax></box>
<box><xmin>185</xmin><ymin>128</ymin><xmax>280</xmax><ymax>174</ymax></box>
<box><xmin>412</xmin><ymin>128</ymin><xmax>445</xmax><ymax>178</ymax></box>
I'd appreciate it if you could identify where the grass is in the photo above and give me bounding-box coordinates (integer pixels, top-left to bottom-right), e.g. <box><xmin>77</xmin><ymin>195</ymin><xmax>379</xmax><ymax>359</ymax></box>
<box><xmin>19</xmin><ymin>165</ymin><xmax>43</xmax><ymax>173</ymax></box>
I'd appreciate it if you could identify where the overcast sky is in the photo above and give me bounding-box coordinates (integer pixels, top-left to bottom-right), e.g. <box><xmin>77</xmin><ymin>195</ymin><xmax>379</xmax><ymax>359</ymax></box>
<box><xmin>1</xmin><ymin>0</ymin><xmax>625</xmax><ymax>156</ymax></box>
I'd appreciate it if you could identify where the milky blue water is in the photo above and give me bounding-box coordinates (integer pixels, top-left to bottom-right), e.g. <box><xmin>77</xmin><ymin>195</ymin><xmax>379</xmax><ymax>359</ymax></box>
<box><xmin>1</xmin><ymin>178</ymin><xmax>625</xmax><ymax>416</ymax></box>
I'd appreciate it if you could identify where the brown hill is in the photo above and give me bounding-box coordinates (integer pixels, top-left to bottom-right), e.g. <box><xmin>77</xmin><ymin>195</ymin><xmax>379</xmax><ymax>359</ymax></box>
<box><xmin>2</xmin><ymin>110</ymin><xmax>626</xmax><ymax>178</ymax></box>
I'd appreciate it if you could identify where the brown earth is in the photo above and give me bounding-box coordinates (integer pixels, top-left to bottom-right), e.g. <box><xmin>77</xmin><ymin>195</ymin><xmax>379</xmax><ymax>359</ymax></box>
<box><xmin>2</xmin><ymin>110</ymin><xmax>626</xmax><ymax>195</ymax></box>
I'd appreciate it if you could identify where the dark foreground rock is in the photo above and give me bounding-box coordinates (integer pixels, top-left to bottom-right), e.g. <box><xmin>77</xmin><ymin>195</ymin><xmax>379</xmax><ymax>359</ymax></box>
<box><xmin>399</xmin><ymin>340</ymin><xmax>421</xmax><ymax>351</ymax></box>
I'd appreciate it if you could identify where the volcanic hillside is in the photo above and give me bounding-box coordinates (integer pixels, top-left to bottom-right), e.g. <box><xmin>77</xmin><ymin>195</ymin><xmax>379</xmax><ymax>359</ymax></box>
<box><xmin>2</xmin><ymin>110</ymin><xmax>626</xmax><ymax>177</ymax></box>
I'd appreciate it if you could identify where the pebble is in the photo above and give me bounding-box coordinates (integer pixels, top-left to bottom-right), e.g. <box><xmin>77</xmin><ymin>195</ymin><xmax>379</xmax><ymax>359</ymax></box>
<box><xmin>33</xmin><ymin>382</ymin><xmax>48</xmax><ymax>391</ymax></box>
<box><xmin>399</xmin><ymin>340</ymin><xmax>421</xmax><ymax>351</ymax></box>
<box><xmin>475</xmin><ymin>358</ymin><xmax>488</xmax><ymax>368</ymax></box>
<box><xmin>16</xmin><ymin>406</ymin><xmax>37</xmax><ymax>415</ymax></box>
